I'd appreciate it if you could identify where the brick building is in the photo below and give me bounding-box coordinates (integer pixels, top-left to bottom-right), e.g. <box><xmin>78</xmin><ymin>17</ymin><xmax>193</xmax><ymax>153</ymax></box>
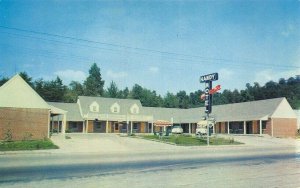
<box><xmin>0</xmin><ymin>75</ymin><xmax>298</xmax><ymax>140</ymax></box>
<box><xmin>0</xmin><ymin>75</ymin><xmax>51</xmax><ymax>140</ymax></box>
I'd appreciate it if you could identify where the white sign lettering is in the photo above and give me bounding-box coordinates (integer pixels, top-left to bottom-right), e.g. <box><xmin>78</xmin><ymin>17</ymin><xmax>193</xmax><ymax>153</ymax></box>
<box><xmin>200</xmin><ymin>73</ymin><xmax>218</xmax><ymax>83</ymax></box>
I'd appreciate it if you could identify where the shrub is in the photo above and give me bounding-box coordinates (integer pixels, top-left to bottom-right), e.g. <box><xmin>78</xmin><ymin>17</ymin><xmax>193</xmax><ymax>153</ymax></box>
<box><xmin>65</xmin><ymin>129</ymin><xmax>71</xmax><ymax>133</ymax></box>
<box><xmin>3</xmin><ymin>128</ymin><xmax>13</xmax><ymax>142</ymax></box>
<box><xmin>65</xmin><ymin>135</ymin><xmax>71</xmax><ymax>139</ymax></box>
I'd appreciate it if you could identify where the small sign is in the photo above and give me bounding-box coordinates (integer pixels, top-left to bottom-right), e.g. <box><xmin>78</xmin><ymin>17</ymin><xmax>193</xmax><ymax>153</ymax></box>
<box><xmin>200</xmin><ymin>73</ymin><xmax>218</xmax><ymax>83</ymax></box>
<box><xmin>209</xmin><ymin>85</ymin><xmax>221</xmax><ymax>94</ymax></box>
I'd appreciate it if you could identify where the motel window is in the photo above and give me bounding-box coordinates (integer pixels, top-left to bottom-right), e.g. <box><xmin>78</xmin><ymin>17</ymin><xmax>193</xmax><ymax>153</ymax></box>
<box><xmin>111</xmin><ymin>103</ymin><xmax>120</xmax><ymax>113</ymax></box>
<box><xmin>133</xmin><ymin>123</ymin><xmax>138</xmax><ymax>130</ymax></box>
<box><xmin>70</xmin><ymin>122</ymin><xmax>77</xmax><ymax>129</ymax></box>
<box><xmin>262</xmin><ymin>121</ymin><xmax>267</xmax><ymax>129</ymax></box>
<box><xmin>115</xmin><ymin>123</ymin><xmax>119</xmax><ymax>131</ymax></box>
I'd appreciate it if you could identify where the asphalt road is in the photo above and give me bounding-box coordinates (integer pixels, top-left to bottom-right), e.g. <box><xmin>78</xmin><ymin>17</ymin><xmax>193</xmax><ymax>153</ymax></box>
<box><xmin>1</xmin><ymin>135</ymin><xmax>300</xmax><ymax>187</ymax></box>
<box><xmin>1</xmin><ymin>147</ymin><xmax>300</xmax><ymax>187</ymax></box>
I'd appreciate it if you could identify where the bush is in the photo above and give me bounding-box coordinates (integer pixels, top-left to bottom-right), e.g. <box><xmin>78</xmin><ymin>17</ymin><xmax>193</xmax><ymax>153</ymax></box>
<box><xmin>3</xmin><ymin>128</ymin><xmax>13</xmax><ymax>142</ymax></box>
<box><xmin>65</xmin><ymin>129</ymin><xmax>71</xmax><ymax>133</ymax></box>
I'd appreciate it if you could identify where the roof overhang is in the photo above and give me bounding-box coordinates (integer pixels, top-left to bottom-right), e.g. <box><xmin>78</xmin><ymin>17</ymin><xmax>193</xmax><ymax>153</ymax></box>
<box><xmin>50</xmin><ymin>105</ymin><xmax>67</xmax><ymax>115</ymax></box>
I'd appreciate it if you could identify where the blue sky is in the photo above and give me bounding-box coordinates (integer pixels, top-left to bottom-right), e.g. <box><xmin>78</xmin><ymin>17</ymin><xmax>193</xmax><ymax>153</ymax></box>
<box><xmin>0</xmin><ymin>0</ymin><xmax>299</xmax><ymax>95</ymax></box>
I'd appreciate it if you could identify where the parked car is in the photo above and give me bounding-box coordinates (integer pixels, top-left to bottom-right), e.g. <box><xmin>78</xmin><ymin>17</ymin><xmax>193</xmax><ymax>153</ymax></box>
<box><xmin>171</xmin><ymin>125</ymin><xmax>183</xmax><ymax>134</ymax></box>
<box><xmin>196</xmin><ymin>125</ymin><xmax>207</xmax><ymax>136</ymax></box>
<box><xmin>196</xmin><ymin>120</ymin><xmax>215</xmax><ymax>136</ymax></box>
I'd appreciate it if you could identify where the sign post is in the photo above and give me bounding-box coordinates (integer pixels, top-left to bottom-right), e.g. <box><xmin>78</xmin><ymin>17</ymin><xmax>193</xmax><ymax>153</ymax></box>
<box><xmin>200</xmin><ymin>73</ymin><xmax>218</xmax><ymax>146</ymax></box>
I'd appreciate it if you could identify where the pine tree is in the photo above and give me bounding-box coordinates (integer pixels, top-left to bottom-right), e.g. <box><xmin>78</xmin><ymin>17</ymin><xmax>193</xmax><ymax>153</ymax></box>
<box><xmin>84</xmin><ymin>63</ymin><xmax>105</xmax><ymax>96</ymax></box>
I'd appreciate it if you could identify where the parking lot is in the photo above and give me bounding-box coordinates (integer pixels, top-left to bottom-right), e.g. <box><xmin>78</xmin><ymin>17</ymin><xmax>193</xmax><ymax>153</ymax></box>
<box><xmin>49</xmin><ymin>133</ymin><xmax>300</xmax><ymax>154</ymax></box>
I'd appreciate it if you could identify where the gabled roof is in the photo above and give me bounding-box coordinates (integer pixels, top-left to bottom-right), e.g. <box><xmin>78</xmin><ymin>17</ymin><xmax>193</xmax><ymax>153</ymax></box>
<box><xmin>210</xmin><ymin>97</ymin><xmax>285</xmax><ymax>122</ymax></box>
<box><xmin>0</xmin><ymin>74</ymin><xmax>50</xmax><ymax>109</ymax></box>
<box><xmin>78</xmin><ymin>96</ymin><xmax>144</xmax><ymax>116</ymax></box>
<box><xmin>48</xmin><ymin>102</ymin><xmax>83</xmax><ymax>121</ymax></box>
<box><xmin>144</xmin><ymin>98</ymin><xmax>288</xmax><ymax>123</ymax></box>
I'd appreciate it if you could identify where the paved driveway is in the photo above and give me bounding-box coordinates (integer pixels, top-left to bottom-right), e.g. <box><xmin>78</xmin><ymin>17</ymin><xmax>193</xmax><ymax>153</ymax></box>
<box><xmin>50</xmin><ymin>133</ymin><xmax>300</xmax><ymax>154</ymax></box>
<box><xmin>50</xmin><ymin>133</ymin><xmax>183</xmax><ymax>154</ymax></box>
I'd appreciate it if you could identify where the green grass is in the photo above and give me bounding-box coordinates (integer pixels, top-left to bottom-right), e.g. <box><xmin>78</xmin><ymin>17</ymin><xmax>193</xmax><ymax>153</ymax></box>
<box><xmin>138</xmin><ymin>135</ymin><xmax>242</xmax><ymax>146</ymax></box>
<box><xmin>0</xmin><ymin>139</ymin><xmax>59</xmax><ymax>151</ymax></box>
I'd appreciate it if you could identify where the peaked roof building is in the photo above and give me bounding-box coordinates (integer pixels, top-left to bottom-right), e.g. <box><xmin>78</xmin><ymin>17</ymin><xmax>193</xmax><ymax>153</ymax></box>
<box><xmin>0</xmin><ymin>74</ymin><xmax>49</xmax><ymax>109</ymax></box>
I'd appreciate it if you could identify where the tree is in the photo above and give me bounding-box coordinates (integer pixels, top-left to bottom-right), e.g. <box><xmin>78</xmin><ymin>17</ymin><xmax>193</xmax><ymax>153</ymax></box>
<box><xmin>119</xmin><ymin>87</ymin><xmax>129</xmax><ymax>99</ymax></box>
<box><xmin>107</xmin><ymin>81</ymin><xmax>119</xmax><ymax>98</ymax></box>
<box><xmin>176</xmin><ymin>91</ymin><xmax>189</xmax><ymax>108</ymax></box>
<box><xmin>84</xmin><ymin>63</ymin><xmax>105</xmax><ymax>96</ymax></box>
<box><xmin>163</xmin><ymin>92</ymin><xmax>179</xmax><ymax>108</ymax></box>
<box><xmin>35</xmin><ymin>77</ymin><xmax>66</xmax><ymax>102</ymax></box>
<box><xmin>19</xmin><ymin>72</ymin><xmax>34</xmax><ymax>88</ymax></box>
<box><xmin>64</xmin><ymin>81</ymin><xmax>84</xmax><ymax>102</ymax></box>
<box><xmin>189</xmin><ymin>90</ymin><xmax>204</xmax><ymax>107</ymax></box>
<box><xmin>0</xmin><ymin>76</ymin><xmax>8</xmax><ymax>86</ymax></box>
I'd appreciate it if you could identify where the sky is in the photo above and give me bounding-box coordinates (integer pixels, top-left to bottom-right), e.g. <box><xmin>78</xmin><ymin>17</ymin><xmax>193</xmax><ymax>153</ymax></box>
<box><xmin>0</xmin><ymin>0</ymin><xmax>299</xmax><ymax>95</ymax></box>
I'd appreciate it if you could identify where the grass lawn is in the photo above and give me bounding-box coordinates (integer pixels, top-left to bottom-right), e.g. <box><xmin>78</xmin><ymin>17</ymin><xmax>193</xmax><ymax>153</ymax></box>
<box><xmin>138</xmin><ymin>135</ymin><xmax>243</xmax><ymax>146</ymax></box>
<box><xmin>0</xmin><ymin>139</ymin><xmax>59</xmax><ymax>151</ymax></box>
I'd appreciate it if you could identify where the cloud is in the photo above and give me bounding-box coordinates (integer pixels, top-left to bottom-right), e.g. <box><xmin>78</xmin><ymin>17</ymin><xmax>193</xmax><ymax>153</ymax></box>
<box><xmin>218</xmin><ymin>68</ymin><xmax>233</xmax><ymax>80</ymax></box>
<box><xmin>254</xmin><ymin>68</ymin><xmax>300</xmax><ymax>85</ymax></box>
<box><xmin>281</xmin><ymin>24</ymin><xmax>294</xmax><ymax>37</ymax></box>
<box><xmin>54</xmin><ymin>69</ymin><xmax>86</xmax><ymax>84</ymax></box>
<box><xmin>149</xmin><ymin>66</ymin><xmax>159</xmax><ymax>74</ymax></box>
<box><xmin>107</xmin><ymin>70</ymin><xmax>128</xmax><ymax>79</ymax></box>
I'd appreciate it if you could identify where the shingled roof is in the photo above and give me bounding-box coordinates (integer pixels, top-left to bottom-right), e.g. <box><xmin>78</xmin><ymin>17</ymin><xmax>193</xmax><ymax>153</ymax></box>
<box><xmin>144</xmin><ymin>98</ymin><xmax>291</xmax><ymax>123</ymax></box>
<box><xmin>78</xmin><ymin>96</ymin><xmax>144</xmax><ymax>116</ymax></box>
<box><xmin>48</xmin><ymin>102</ymin><xmax>83</xmax><ymax>121</ymax></box>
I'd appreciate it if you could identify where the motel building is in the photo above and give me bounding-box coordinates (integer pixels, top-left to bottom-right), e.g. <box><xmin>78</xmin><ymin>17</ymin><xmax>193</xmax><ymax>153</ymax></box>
<box><xmin>0</xmin><ymin>74</ymin><xmax>298</xmax><ymax>141</ymax></box>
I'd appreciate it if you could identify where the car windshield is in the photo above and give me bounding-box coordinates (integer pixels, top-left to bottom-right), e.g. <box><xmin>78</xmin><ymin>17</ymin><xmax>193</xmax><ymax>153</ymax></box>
<box><xmin>173</xmin><ymin>125</ymin><xmax>181</xmax><ymax>128</ymax></box>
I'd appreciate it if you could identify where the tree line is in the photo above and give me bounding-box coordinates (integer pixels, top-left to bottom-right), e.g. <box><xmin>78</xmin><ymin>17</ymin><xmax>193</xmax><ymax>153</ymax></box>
<box><xmin>1</xmin><ymin>63</ymin><xmax>299</xmax><ymax>109</ymax></box>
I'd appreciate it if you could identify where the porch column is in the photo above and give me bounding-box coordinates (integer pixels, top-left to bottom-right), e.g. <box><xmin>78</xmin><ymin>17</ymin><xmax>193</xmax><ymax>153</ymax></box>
<box><xmin>259</xmin><ymin>119</ymin><xmax>262</xmax><ymax>135</ymax></box>
<box><xmin>62</xmin><ymin>113</ymin><xmax>66</xmax><ymax>134</ymax></box>
<box><xmin>212</xmin><ymin>123</ymin><xmax>215</xmax><ymax>134</ymax></box>
<box><xmin>243</xmin><ymin>121</ymin><xmax>246</xmax><ymax>135</ymax></box>
<box><xmin>86</xmin><ymin>120</ymin><xmax>89</xmax><ymax>133</ymax></box>
<box><xmin>82</xmin><ymin>121</ymin><xmax>85</xmax><ymax>133</ymax></box>
<box><xmin>151</xmin><ymin>119</ymin><xmax>154</xmax><ymax>133</ymax></box>
<box><xmin>106</xmin><ymin>115</ymin><xmax>109</xmax><ymax>133</ymax></box>
<box><xmin>189</xmin><ymin>123</ymin><xmax>191</xmax><ymax>134</ymax></box>
<box><xmin>57</xmin><ymin>115</ymin><xmax>60</xmax><ymax>133</ymax></box>
<box><xmin>130</xmin><ymin>121</ymin><xmax>133</xmax><ymax>134</ymax></box>
<box><xmin>227</xmin><ymin>121</ymin><xmax>230</xmax><ymax>134</ymax></box>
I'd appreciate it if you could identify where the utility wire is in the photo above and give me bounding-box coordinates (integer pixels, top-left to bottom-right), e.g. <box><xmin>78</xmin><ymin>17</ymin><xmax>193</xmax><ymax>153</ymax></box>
<box><xmin>0</xmin><ymin>25</ymin><xmax>299</xmax><ymax>70</ymax></box>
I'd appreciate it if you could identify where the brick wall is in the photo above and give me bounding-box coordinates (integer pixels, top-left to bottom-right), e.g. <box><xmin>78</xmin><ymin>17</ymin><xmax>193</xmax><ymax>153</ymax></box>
<box><xmin>264</xmin><ymin>120</ymin><xmax>272</xmax><ymax>135</ymax></box>
<box><xmin>272</xmin><ymin>118</ymin><xmax>297</xmax><ymax>138</ymax></box>
<box><xmin>0</xmin><ymin>107</ymin><xmax>49</xmax><ymax>141</ymax></box>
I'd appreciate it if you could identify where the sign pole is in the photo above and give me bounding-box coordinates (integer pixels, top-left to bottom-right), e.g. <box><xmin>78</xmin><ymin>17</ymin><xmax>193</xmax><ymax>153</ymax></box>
<box><xmin>200</xmin><ymin>73</ymin><xmax>218</xmax><ymax>146</ymax></box>
<box><xmin>207</xmin><ymin>111</ymin><xmax>209</xmax><ymax>146</ymax></box>
<box><xmin>205</xmin><ymin>81</ymin><xmax>212</xmax><ymax>146</ymax></box>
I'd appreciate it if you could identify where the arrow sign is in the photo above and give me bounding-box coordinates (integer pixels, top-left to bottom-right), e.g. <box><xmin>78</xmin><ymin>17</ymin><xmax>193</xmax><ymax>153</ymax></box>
<box><xmin>209</xmin><ymin>85</ymin><xmax>221</xmax><ymax>94</ymax></box>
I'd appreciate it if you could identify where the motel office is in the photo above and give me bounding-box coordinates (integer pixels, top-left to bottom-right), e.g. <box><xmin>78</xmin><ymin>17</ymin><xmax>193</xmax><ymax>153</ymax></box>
<box><xmin>0</xmin><ymin>75</ymin><xmax>298</xmax><ymax>140</ymax></box>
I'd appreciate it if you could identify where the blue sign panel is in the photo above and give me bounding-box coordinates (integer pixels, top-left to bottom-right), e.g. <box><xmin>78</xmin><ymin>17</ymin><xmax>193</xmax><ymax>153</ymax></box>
<box><xmin>200</xmin><ymin>73</ymin><xmax>218</xmax><ymax>83</ymax></box>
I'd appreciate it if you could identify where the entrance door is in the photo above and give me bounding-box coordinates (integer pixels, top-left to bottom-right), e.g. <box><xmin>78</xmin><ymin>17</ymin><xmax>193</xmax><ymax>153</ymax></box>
<box><xmin>246</xmin><ymin>121</ymin><xmax>252</xmax><ymax>134</ymax></box>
